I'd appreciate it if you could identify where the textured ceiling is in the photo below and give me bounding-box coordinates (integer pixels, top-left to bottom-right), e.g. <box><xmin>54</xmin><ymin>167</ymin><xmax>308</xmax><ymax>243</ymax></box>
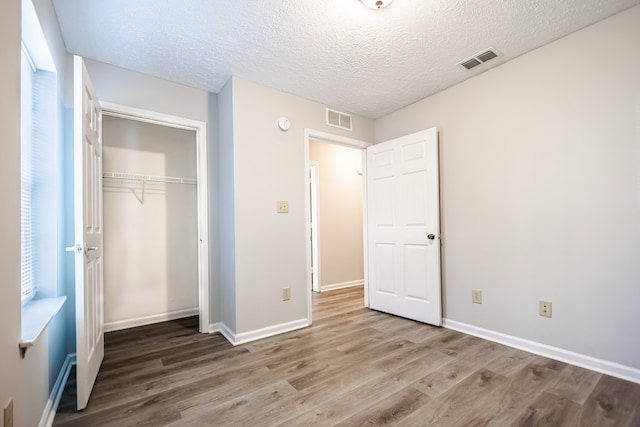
<box><xmin>52</xmin><ymin>0</ymin><xmax>640</xmax><ymax>119</ymax></box>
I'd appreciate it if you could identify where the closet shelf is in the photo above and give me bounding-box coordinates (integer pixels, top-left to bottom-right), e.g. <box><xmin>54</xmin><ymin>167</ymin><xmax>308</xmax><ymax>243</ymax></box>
<box><xmin>103</xmin><ymin>171</ymin><xmax>197</xmax><ymax>185</ymax></box>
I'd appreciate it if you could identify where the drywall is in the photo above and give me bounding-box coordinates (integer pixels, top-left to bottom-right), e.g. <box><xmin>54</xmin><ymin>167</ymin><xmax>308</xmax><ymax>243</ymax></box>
<box><xmin>207</xmin><ymin>91</ymin><xmax>221</xmax><ymax>326</ymax></box>
<box><xmin>102</xmin><ymin>116</ymin><xmax>198</xmax><ymax>329</ymax></box>
<box><xmin>375</xmin><ymin>5</ymin><xmax>640</xmax><ymax>371</ymax></box>
<box><xmin>84</xmin><ymin>59</ymin><xmax>209</xmax><ymax>123</ymax></box>
<box><xmin>218</xmin><ymin>79</ymin><xmax>237</xmax><ymax>331</ymax></box>
<box><xmin>309</xmin><ymin>140</ymin><xmax>364</xmax><ymax>290</ymax></box>
<box><xmin>0</xmin><ymin>0</ymin><xmax>72</xmax><ymax>425</ymax></box>
<box><xmin>0</xmin><ymin>0</ymin><xmax>24</xmax><ymax>422</ymax></box>
<box><xmin>222</xmin><ymin>76</ymin><xmax>374</xmax><ymax>336</ymax></box>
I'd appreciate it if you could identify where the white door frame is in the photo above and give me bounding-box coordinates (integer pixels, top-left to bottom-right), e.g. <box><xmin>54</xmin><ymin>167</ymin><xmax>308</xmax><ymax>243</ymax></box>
<box><xmin>309</xmin><ymin>161</ymin><xmax>320</xmax><ymax>293</ymax></box>
<box><xmin>304</xmin><ymin>129</ymin><xmax>371</xmax><ymax>323</ymax></box>
<box><xmin>100</xmin><ymin>102</ymin><xmax>210</xmax><ymax>333</ymax></box>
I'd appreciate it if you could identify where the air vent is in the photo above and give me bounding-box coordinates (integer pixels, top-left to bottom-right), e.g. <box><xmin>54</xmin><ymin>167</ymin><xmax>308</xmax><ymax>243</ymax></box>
<box><xmin>460</xmin><ymin>58</ymin><xmax>481</xmax><ymax>70</ymax></box>
<box><xmin>326</xmin><ymin>108</ymin><xmax>353</xmax><ymax>131</ymax></box>
<box><xmin>457</xmin><ymin>47</ymin><xmax>502</xmax><ymax>71</ymax></box>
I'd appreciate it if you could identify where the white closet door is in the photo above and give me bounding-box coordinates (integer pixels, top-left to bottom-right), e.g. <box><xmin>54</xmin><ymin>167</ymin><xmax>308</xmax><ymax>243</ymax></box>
<box><xmin>73</xmin><ymin>55</ymin><xmax>104</xmax><ymax>410</ymax></box>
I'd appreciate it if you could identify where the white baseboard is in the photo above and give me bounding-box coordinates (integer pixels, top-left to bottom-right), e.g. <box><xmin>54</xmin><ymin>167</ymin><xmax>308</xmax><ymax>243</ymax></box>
<box><xmin>215</xmin><ymin>322</ymin><xmax>236</xmax><ymax>345</ymax></box>
<box><xmin>104</xmin><ymin>308</ymin><xmax>199</xmax><ymax>332</ymax></box>
<box><xmin>214</xmin><ymin>318</ymin><xmax>310</xmax><ymax>346</ymax></box>
<box><xmin>320</xmin><ymin>280</ymin><xmax>364</xmax><ymax>292</ymax></box>
<box><xmin>39</xmin><ymin>353</ymin><xmax>76</xmax><ymax>427</ymax></box>
<box><xmin>443</xmin><ymin>318</ymin><xmax>640</xmax><ymax>384</ymax></box>
<box><xmin>209</xmin><ymin>322</ymin><xmax>222</xmax><ymax>334</ymax></box>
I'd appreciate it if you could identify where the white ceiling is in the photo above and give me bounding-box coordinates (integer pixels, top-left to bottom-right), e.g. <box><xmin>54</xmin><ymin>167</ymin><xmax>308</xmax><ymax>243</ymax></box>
<box><xmin>52</xmin><ymin>0</ymin><xmax>640</xmax><ymax>119</ymax></box>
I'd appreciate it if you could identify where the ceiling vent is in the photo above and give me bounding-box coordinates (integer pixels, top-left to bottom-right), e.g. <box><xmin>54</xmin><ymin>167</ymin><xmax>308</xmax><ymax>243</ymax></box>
<box><xmin>326</xmin><ymin>108</ymin><xmax>352</xmax><ymax>131</ymax></box>
<box><xmin>457</xmin><ymin>47</ymin><xmax>502</xmax><ymax>71</ymax></box>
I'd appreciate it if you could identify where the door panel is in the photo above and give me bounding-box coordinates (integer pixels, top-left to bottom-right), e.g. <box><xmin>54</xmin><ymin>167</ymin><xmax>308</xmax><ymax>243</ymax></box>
<box><xmin>366</xmin><ymin>128</ymin><xmax>441</xmax><ymax>325</ymax></box>
<box><xmin>74</xmin><ymin>55</ymin><xmax>104</xmax><ymax>410</ymax></box>
<box><xmin>374</xmin><ymin>243</ymin><xmax>396</xmax><ymax>295</ymax></box>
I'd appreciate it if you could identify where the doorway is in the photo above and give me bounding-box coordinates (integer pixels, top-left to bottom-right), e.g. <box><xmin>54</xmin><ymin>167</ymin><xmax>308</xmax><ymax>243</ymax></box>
<box><xmin>308</xmin><ymin>140</ymin><xmax>365</xmax><ymax>293</ymax></box>
<box><xmin>304</xmin><ymin>129</ymin><xmax>371</xmax><ymax>322</ymax></box>
<box><xmin>100</xmin><ymin>103</ymin><xmax>210</xmax><ymax>333</ymax></box>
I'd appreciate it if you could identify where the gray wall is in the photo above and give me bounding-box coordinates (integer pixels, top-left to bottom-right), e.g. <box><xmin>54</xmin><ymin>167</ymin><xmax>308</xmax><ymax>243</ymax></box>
<box><xmin>221</xmin><ymin>76</ymin><xmax>374</xmax><ymax>335</ymax></box>
<box><xmin>0</xmin><ymin>0</ymin><xmax>72</xmax><ymax>425</ymax></box>
<box><xmin>0</xmin><ymin>0</ymin><xmax>24</xmax><ymax>421</ymax></box>
<box><xmin>375</xmin><ymin>5</ymin><xmax>640</xmax><ymax>370</ymax></box>
<box><xmin>217</xmin><ymin>79</ymin><xmax>237</xmax><ymax>331</ymax></box>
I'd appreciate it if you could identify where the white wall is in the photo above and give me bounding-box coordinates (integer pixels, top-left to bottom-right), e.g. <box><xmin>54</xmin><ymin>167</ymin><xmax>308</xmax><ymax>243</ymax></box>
<box><xmin>221</xmin><ymin>77</ymin><xmax>374</xmax><ymax>336</ymax></box>
<box><xmin>102</xmin><ymin>116</ymin><xmax>199</xmax><ymax>328</ymax></box>
<box><xmin>309</xmin><ymin>140</ymin><xmax>364</xmax><ymax>290</ymax></box>
<box><xmin>375</xmin><ymin>5</ymin><xmax>640</xmax><ymax>372</ymax></box>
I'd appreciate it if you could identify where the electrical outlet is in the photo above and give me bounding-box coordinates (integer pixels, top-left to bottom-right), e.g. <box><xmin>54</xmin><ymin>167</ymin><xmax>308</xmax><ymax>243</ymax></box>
<box><xmin>4</xmin><ymin>398</ymin><xmax>13</xmax><ymax>427</ymax></box>
<box><xmin>472</xmin><ymin>289</ymin><xmax>482</xmax><ymax>304</ymax></box>
<box><xmin>282</xmin><ymin>288</ymin><xmax>291</xmax><ymax>301</ymax></box>
<box><xmin>277</xmin><ymin>200</ymin><xmax>289</xmax><ymax>213</ymax></box>
<box><xmin>539</xmin><ymin>300</ymin><xmax>552</xmax><ymax>318</ymax></box>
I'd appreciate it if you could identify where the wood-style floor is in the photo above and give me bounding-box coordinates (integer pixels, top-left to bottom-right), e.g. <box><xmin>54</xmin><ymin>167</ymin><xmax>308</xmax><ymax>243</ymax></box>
<box><xmin>53</xmin><ymin>287</ymin><xmax>640</xmax><ymax>426</ymax></box>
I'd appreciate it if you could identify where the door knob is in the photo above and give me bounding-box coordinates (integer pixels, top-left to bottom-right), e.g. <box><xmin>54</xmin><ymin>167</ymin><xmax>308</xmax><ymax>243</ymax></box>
<box><xmin>427</xmin><ymin>234</ymin><xmax>435</xmax><ymax>240</ymax></box>
<box><xmin>66</xmin><ymin>244</ymin><xmax>82</xmax><ymax>254</ymax></box>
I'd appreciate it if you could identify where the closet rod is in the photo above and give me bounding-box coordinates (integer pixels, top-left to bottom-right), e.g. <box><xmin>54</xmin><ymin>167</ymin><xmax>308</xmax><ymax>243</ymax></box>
<box><xmin>103</xmin><ymin>171</ymin><xmax>197</xmax><ymax>185</ymax></box>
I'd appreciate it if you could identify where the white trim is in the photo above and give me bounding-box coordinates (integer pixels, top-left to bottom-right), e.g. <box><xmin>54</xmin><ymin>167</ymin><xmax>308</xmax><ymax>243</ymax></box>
<box><xmin>39</xmin><ymin>353</ymin><xmax>76</xmax><ymax>427</ymax></box>
<box><xmin>304</xmin><ymin>129</ymin><xmax>371</xmax><ymax>325</ymax></box>
<box><xmin>305</xmin><ymin>129</ymin><xmax>371</xmax><ymax>149</ymax></box>
<box><xmin>217</xmin><ymin>318</ymin><xmax>310</xmax><ymax>346</ymax></box>
<box><xmin>320</xmin><ymin>280</ymin><xmax>364</xmax><ymax>292</ymax></box>
<box><xmin>209</xmin><ymin>322</ymin><xmax>222</xmax><ymax>334</ymax></box>
<box><xmin>99</xmin><ymin>102</ymin><xmax>210</xmax><ymax>334</ymax></box>
<box><xmin>216</xmin><ymin>323</ymin><xmax>236</xmax><ymax>345</ymax></box>
<box><xmin>361</xmin><ymin>149</ymin><xmax>369</xmax><ymax>309</ymax></box>
<box><xmin>104</xmin><ymin>308</ymin><xmax>199</xmax><ymax>332</ymax></box>
<box><xmin>309</xmin><ymin>161</ymin><xmax>320</xmax><ymax>293</ymax></box>
<box><xmin>443</xmin><ymin>319</ymin><xmax>640</xmax><ymax>385</ymax></box>
<box><xmin>100</xmin><ymin>102</ymin><xmax>205</xmax><ymax>131</ymax></box>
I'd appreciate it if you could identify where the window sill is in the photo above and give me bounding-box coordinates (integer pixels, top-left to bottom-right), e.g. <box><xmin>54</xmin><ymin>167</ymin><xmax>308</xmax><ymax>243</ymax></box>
<box><xmin>19</xmin><ymin>296</ymin><xmax>66</xmax><ymax>357</ymax></box>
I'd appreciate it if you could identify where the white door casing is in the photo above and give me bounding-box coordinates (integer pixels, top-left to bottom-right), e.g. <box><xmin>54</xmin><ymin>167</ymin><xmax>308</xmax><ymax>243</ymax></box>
<box><xmin>309</xmin><ymin>162</ymin><xmax>320</xmax><ymax>292</ymax></box>
<box><xmin>304</xmin><ymin>129</ymin><xmax>371</xmax><ymax>323</ymax></box>
<box><xmin>73</xmin><ymin>55</ymin><xmax>104</xmax><ymax>410</ymax></box>
<box><xmin>366</xmin><ymin>128</ymin><xmax>442</xmax><ymax>325</ymax></box>
<box><xmin>99</xmin><ymin>103</ymin><xmax>210</xmax><ymax>334</ymax></box>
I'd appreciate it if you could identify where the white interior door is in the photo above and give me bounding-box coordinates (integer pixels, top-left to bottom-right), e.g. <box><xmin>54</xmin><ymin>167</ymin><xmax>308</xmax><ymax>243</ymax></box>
<box><xmin>73</xmin><ymin>55</ymin><xmax>104</xmax><ymax>410</ymax></box>
<box><xmin>366</xmin><ymin>128</ymin><xmax>441</xmax><ymax>325</ymax></box>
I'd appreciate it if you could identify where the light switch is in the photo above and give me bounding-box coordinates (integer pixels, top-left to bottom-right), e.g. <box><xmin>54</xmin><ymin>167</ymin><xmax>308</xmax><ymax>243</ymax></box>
<box><xmin>277</xmin><ymin>200</ymin><xmax>289</xmax><ymax>213</ymax></box>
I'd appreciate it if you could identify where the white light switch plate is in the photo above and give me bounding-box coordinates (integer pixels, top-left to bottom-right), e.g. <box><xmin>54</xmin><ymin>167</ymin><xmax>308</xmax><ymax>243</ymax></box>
<box><xmin>277</xmin><ymin>200</ymin><xmax>289</xmax><ymax>213</ymax></box>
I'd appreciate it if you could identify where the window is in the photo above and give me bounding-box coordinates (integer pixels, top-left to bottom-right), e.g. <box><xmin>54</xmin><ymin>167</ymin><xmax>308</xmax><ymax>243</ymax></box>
<box><xmin>20</xmin><ymin>46</ymin><xmax>35</xmax><ymax>303</ymax></box>
<box><xmin>20</xmin><ymin>0</ymin><xmax>58</xmax><ymax>305</ymax></box>
<box><xmin>19</xmin><ymin>0</ymin><xmax>67</xmax><ymax>353</ymax></box>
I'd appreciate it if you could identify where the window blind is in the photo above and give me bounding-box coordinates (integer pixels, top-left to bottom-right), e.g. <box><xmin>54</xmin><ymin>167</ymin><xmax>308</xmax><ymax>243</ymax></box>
<box><xmin>20</xmin><ymin>46</ymin><xmax>36</xmax><ymax>304</ymax></box>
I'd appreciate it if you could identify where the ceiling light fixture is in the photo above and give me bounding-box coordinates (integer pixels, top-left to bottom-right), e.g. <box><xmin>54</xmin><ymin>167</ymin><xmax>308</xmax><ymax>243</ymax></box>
<box><xmin>361</xmin><ymin>0</ymin><xmax>393</xmax><ymax>9</ymax></box>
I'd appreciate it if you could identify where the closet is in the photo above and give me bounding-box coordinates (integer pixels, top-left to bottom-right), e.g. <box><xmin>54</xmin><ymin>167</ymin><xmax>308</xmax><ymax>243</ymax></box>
<box><xmin>102</xmin><ymin>115</ymin><xmax>199</xmax><ymax>331</ymax></box>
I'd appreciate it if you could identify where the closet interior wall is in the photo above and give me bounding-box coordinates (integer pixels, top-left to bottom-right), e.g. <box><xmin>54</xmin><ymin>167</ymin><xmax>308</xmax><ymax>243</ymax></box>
<box><xmin>102</xmin><ymin>115</ymin><xmax>199</xmax><ymax>330</ymax></box>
